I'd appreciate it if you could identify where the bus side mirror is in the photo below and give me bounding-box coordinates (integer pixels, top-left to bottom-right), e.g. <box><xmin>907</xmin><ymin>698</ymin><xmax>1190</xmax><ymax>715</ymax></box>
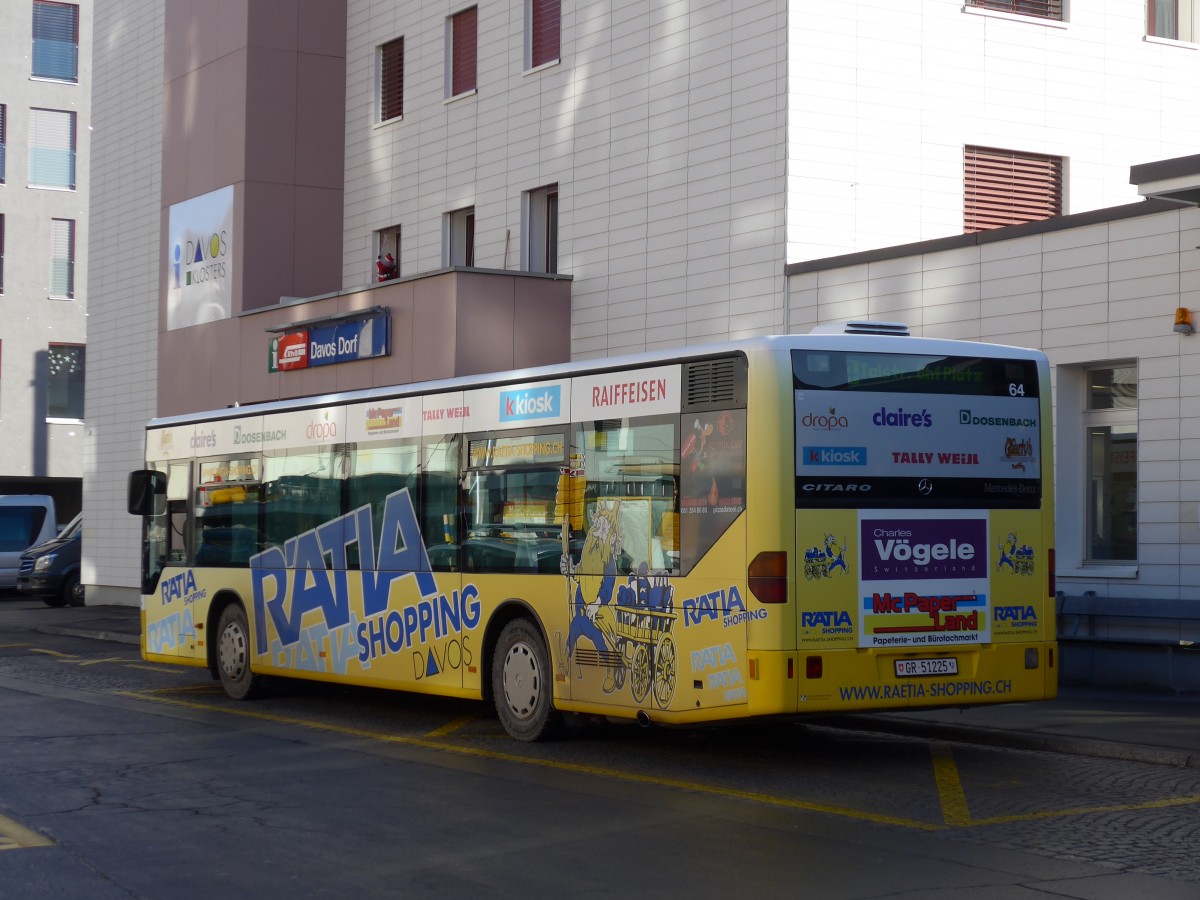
<box><xmin>128</xmin><ymin>470</ymin><xmax>167</xmax><ymax>516</ymax></box>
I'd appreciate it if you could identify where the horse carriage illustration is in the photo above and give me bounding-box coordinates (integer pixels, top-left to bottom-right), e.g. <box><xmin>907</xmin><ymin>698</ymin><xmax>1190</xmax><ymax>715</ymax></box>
<box><xmin>609</xmin><ymin>603</ymin><xmax>678</xmax><ymax>708</ymax></box>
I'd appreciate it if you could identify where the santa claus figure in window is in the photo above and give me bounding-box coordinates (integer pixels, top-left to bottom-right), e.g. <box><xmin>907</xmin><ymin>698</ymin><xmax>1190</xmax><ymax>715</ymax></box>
<box><xmin>376</xmin><ymin>253</ymin><xmax>398</xmax><ymax>282</ymax></box>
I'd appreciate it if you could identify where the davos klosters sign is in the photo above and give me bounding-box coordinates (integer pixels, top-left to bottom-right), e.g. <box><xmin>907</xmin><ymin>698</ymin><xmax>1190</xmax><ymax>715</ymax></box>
<box><xmin>165</xmin><ymin>186</ymin><xmax>235</xmax><ymax>330</ymax></box>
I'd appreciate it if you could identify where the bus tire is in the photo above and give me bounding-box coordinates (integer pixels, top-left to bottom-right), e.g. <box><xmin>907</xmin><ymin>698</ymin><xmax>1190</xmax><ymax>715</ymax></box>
<box><xmin>493</xmin><ymin>619</ymin><xmax>562</xmax><ymax>742</ymax></box>
<box><xmin>216</xmin><ymin>604</ymin><xmax>260</xmax><ymax>700</ymax></box>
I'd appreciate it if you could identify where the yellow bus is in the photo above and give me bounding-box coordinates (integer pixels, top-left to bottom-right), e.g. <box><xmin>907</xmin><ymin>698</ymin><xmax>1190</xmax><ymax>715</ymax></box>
<box><xmin>128</xmin><ymin>325</ymin><xmax>1056</xmax><ymax>740</ymax></box>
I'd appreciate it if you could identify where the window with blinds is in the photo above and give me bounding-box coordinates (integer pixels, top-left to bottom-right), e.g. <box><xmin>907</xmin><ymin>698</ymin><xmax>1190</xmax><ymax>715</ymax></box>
<box><xmin>964</xmin><ymin>146</ymin><xmax>1063</xmax><ymax>233</ymax></box>
<box><xmin>531</xmin><ymin>0</ymin><xmax>561</xmax><ymax>69</ymax></box>
<box><xmin>966</xmin><ymin>0</ymin><xmax>1063</xmax><ymax>20</ymax></box>
<box><xmin>32</xmin><ymin>1</ymin><xmax>79</xmax><ymax>81</ymax></box>
<box><xmin>380</xmin><ymin>37</ymin><xmax>403</xmax><ymax>122</ymax></box>
<box><xmin>50</xmin><ymin>219</ymin><xmax>75</xmax><ymax>299</ymax></box>
<box><xmin>450</xmin><ymin>7</ymin><xmax>478</xmax><ymax>97</ymax></box>
<box><xmin>29</xmin><ymin>108</ymin><xmax>76</xmax><ymax>189</ymax></box>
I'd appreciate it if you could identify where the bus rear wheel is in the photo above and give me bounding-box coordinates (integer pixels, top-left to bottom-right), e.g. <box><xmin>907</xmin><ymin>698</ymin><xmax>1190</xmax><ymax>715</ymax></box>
<box><xmin>493</xmin><ymin>619</ymin><xmax>562</xmax><ymax>742</ymax></box>
<box><xmin>216</xmin><ymin>604</ymin><xmax>260</xmax><ymax>700</ymax></box>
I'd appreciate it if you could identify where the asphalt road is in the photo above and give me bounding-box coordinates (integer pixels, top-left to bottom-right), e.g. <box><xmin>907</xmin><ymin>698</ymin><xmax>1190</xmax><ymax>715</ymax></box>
<box><xmin>1</xmin><ymin>598</ymin><xmax>1198</xmax><ymax>898</ymax></box>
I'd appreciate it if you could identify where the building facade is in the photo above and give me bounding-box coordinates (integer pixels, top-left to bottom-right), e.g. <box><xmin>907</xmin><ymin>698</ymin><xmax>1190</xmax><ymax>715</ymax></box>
<box><xmin>0</xmin><ymin>0</ymin><xmax>91</xmax><ymax>521</ymax></box>
<box><xmin>85</xmin><ymin>1</ymin><xmax>1200</xmax><ymax>687</ymax></box>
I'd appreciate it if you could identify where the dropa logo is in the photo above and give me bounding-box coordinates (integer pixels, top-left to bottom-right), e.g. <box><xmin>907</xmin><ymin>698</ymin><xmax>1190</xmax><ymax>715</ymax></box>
<box><xmin>499</xmin><ymin>386</ymin><xmax>561</xmax><ymax>422</ymax></box>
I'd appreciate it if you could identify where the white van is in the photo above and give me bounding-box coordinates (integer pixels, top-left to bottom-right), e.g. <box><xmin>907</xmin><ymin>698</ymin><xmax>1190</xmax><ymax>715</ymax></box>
<box><xmin>0</xmin><ymin>495</ymin><xmax>59</xmax><ymax>590</ymax></box>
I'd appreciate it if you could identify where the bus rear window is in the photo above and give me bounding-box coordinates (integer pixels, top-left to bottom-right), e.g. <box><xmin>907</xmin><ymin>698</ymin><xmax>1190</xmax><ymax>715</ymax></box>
<box><xmin>794</xmin><ymin>350</ymin><xmax>1038</xmax><ymax>398</ymax></box>
<box><xmin>793</xmin><ymin>350</ymin><xmax>1041</xmax><ymax>509</ymax></box>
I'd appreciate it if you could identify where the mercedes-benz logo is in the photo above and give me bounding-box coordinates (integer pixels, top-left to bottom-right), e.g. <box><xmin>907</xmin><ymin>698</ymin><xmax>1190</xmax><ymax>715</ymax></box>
<box><xmin>918</xmin><ymin>478</ymin><xmax>933</xmax><ymax>496</ymax></box>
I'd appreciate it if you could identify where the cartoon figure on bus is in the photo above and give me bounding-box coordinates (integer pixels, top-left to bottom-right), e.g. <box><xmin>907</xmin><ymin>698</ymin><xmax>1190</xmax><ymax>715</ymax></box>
<box><xmin>559</xmin><ymin>499</ymin><xmax>623</xmax><ymax>693</ymax></box>
<box><xmin>804</xmin><ymin>533</ymin><xmax>849</xmax><ymax>580</ymax></box>
<box><xmin>997</xmin><ymin>532</ymin><xmax>1035</xmax><ymax>576</ymax></box>
<box><xmin>557</xmin><ymin>500</ymin><xmax>679</xmax><ymax>707</ymax></box>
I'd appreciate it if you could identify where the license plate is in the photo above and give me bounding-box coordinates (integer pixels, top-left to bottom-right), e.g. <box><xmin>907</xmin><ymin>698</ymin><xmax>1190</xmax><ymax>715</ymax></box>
<box><xmin>895</xmin><ymin>657</ymin><xmax>958</xmax><ymax>677</ymax></box>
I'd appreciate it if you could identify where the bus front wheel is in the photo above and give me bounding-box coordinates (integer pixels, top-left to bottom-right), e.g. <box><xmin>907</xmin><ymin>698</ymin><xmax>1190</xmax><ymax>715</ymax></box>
<box><xmin>492</xmin><ymin>619</ymin><xmax>562</xmax><ymax>742</ymax></box>
<box><xmin>216</xmin><ymin>604</ymin><xmax>261</xmax><ymax>700</ymax></box>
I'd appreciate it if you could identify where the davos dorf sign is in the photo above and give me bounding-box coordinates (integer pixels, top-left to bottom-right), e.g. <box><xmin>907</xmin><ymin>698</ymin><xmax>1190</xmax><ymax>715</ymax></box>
<box><xmin>269</xmin><ymin>311</ymin><xmax>391</xmax><ymax>372</ymax></box>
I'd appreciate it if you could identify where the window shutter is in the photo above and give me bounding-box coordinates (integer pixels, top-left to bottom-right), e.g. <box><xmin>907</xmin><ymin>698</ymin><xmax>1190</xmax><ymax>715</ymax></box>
<box><xmin>32</xmin><ymin>1</ymin><xmax>79</xmax><ymax>81</ymax></box>
<box><xmin>50</xmin><ymin>218</ymin><xmax>75</xmax><ymax>298</ymax></box>
<box><xmin>0</xmin><ymin>104</ymin><xmax>6</xmax><ymax>184</ymax></box>
<box><xmin>967</xmin><ymin>0</ymin><xmax>1063</xmax><ymax>20</ymax></box>
<box><xmin>452</xmin><ymin>7</ymin><xmax>478</xmax><ymax>96</ymax></box>
<box><xmin>964</xmin><ymin>146</ymin><xmax>1062</xmax><ymax>233</ymax></box>
<box><xmin>531</xmin><ymin>0</ymin><xmax>561</xmax><ymax>68</ymax></box>
<box><xmin>29</xmin><ymin>108</ymin><xmax>76</xmax><ymax>189</ymax></box>
<box><xmin>381</xmin><ymin>37</ymin><xmax>403</xmax><ymax>121</ymax></box>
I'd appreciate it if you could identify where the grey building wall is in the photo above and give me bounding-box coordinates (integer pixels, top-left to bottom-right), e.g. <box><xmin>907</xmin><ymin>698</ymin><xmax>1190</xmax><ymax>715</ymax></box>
<box><xmin>0</xmin><ymin>0</ymin><xmax>91</xmax><ymax>517</ymax></box>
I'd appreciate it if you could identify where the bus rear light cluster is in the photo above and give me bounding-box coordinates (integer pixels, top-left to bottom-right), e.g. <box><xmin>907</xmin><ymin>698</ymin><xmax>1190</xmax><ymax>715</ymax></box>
<box><xmin>748</xmin><ymin>551</ymin><xmax>787</xmax><ymax>603</ymax></box>
<box><xmin>805</xmin><ymin>656</ymin><xmax>823</xmax><ymax>679</ymax></box>
<box><xmin>1025</xmin><ymin>648</ymin><xmax>1039</xmax><ymax>669</ymax></box>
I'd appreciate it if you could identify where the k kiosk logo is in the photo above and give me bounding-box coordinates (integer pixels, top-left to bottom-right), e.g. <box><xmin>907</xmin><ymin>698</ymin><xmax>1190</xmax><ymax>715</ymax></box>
<box><xmin>499</xmin><ymin>386</ymin><xmax>562</xmax><ymax>422</ymax></box>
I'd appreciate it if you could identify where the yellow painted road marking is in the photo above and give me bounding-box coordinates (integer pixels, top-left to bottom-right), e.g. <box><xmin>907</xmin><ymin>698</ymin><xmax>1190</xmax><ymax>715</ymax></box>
<box><xmin>117</xmin><ymin>690</ymin><xmax>1200</xmax><ymax>832</ymax></box>
<box><xmin>931</xmin><ymin>744</ymin><xmax>971</xmax><ymax>827</ymax></box>
<box><xmin>0</xmin><ymin>643</ymin><xmax>32</xmax><ymax>649</ymax></box>
<box><xmin>73</xmin><ymin>657</ymin><xmax>129</xmax><ymax>667</ymax></box>
<box><xmin>119</xmin><ymin>691</ymin><xmax>941</xmax><ymax>831</ymax></box>
<box><xmin>30</xmin><ymin>649</ymin><xmax>75</xmax><ymax>658</ymax></box>
<box><xmin>125</xmin><ymin>664</ymin><xmax>201</xmax><ymax>675</ymax></box>
<box><xmin>425</xmin><ymin>714</ymin><xmax>478</xmax><ymax>738</ymax></box>
<box><xmin>0</xmin><ymin>814</ymin><xmax>54</xmax><ymax>851</ymax></box>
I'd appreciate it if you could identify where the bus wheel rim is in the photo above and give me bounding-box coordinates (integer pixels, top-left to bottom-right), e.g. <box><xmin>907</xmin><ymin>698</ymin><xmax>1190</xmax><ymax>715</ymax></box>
<box><xmin>220</xmin><ymin>623</ymin><xmax>247</xmax><ymax>680</ymax></box>
<box><xmin>502</xmin><ymin>641</ymin><xmax>540</xmax><ymax>721</ymax></box>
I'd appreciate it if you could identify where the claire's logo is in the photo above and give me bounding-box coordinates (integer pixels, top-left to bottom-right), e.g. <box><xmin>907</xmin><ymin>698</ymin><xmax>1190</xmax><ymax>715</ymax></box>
<box><xmin>500</xmin><ymin>386</ymin><xmax>561</xmax><ymax>422</ymax></box>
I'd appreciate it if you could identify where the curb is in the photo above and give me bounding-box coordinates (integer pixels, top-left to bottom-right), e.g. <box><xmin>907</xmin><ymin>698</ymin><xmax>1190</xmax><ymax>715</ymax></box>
<box><xmin>38</xmin><ymin>625</ymin><xmax>140</xmax><ymax>646</ymax></box>
<box><xmin>816</xmin><ymin>714</ymin><xmax>1199</xmax><ymax>769</ymax></box>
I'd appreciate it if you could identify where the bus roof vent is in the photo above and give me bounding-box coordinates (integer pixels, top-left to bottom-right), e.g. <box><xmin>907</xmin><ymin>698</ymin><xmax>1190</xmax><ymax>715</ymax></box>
<box><xmin>809</xmin><ymin>320</ymin><xmax>911</xmax><ymax>337</ymax></box>
<box><xmin>683</xmin><ymin>355</ymin><xmax>747</xmax><ymax>412</ymax></box>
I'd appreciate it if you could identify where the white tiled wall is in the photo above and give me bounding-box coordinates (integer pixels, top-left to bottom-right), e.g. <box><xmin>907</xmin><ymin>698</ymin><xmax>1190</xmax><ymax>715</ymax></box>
<box><xmin>787</xmin><ymin>204</ymin><xmax>1200</xmax><ymax>602</ymax></box>
<box><xmin>787</xmin><ymin>1</ymin><xmax>1200</xmax><ymax>263</ymax></box>
<box><xmin>343</xmin><ymin>0</ymin><xmax>789</xmax><ymax>358</ymax></box>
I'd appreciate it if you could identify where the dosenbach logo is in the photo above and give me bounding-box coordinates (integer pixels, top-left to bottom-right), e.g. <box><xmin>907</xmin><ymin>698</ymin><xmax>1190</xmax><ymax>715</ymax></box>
<box><xmin>499</xmin><ymin>386</ymin><xmax>561</xmax><ymax>422</ymax></box>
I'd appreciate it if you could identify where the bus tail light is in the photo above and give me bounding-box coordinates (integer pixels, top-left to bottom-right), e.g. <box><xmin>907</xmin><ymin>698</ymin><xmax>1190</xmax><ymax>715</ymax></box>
<box><xmin>748</xmin><ymin>551</ymin><xmax>788</xmax><ymax>604</ymax></box>
<box><xmin>1048</xmin><ymin>547</ymin><xmax>1055</xmax><ymax>597</ymax></box>
<box><xmin>805</xmin><ymin>655</ymin><xmax>823</xmax><ymax>679</ymax></box>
